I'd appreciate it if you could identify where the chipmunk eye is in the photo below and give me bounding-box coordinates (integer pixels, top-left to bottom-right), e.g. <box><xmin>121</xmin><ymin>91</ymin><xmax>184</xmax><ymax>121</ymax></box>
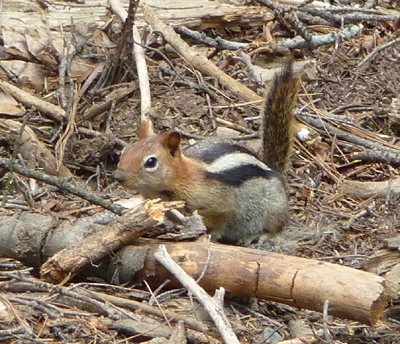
<box><xmin>144</xmin><ymin>156</ymin><xmax>158</xmax><ymax>169</ymax></box>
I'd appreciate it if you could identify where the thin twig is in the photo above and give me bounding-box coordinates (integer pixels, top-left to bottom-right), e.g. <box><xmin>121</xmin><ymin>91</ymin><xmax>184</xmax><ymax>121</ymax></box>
<box><xmin>0</xmin><ymin>272</ymin><xmax>122</xmax><ymax>320</ymax></box>
<box><xmin>322</xmin><ymin>300</ymin><xmax>334</xmax><ymax>344</ymax></box>
<box><xmin>256</xmin><ymin>0</ymin><xmax>316</xmax><ymax>51</ymax></box>
<box><xmin>358</xmin><ymin>37</ymin><xmax>400</xmax><ymax>71</ymax></box>
<box><xmin>0</xmin><ymin>158</ymin><xmax>125</xmax><ymax>215</ymax></box>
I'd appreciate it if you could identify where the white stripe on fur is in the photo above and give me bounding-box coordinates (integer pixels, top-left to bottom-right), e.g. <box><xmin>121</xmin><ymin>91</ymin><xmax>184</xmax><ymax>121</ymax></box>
<box><xmin>205</xmin><ymin>153</ymin><xmax>270</xmax><ymax>173</ymax></box>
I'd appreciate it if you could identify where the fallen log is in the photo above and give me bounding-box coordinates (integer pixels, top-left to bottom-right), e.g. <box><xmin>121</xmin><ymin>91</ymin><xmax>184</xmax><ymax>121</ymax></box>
<box><xmin>341</xmin><ymin>178</ymin><xmax>400</xmax><ymax>199</ymax></box>
<box><xmin>109</xmin><ymin>239</ymin><xmax>391</xmax><ymax>326</ymax></box>
<box><xmin>0</xmin><ymin>209</ymin><xmax>392</xmax><ymax>325</ymax></box>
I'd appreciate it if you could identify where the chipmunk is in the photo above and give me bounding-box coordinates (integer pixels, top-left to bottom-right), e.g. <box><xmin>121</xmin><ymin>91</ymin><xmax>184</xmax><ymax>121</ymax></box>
<box><xmin>113</xmin><ymin>62</ymin><xmax>298</xmax><ymax>245</ymax></box>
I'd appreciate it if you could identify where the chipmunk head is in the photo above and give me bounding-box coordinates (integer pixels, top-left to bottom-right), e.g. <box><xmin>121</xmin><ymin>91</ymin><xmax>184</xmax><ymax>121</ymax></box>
<box><xmin>113</xmin><ymin>120</ymin><xmax>183</xmax><ymax>199</ymax></box>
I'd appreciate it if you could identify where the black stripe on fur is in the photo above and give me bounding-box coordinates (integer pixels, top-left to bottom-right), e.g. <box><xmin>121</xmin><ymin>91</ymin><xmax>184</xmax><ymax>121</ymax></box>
<box><xmin>205</xmin><ymin>164</ymin><xmax>278</xmax><ymax>186</ymax></box>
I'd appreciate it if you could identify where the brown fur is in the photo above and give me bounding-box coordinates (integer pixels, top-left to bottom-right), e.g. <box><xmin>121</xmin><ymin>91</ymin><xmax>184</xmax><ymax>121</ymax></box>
<box><xmin>117</xmin><ymin>132</ymin><xmax>236</xmax><ymax>229</ymax></box>
<box><xmin>262</xmin><ymin>61</ymin><xmax>298</xmax><ymax>173</ymax></box>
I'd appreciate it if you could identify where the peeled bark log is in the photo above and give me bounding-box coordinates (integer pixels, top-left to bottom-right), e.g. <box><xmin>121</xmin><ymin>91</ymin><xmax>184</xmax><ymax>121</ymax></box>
<box><xmin>341</xmin><ymin>178</ymin><xmax>400</xmax><ymax>199</ymax></box>
<box><xmin>114</xmin><ymin>240</ymin><xmax>391</xmax><ymax>326</ymax></box>
<box><xmin>0</xmin><ymin>210</ymin><xmax>392</xmax><ymax>325</ymax></box>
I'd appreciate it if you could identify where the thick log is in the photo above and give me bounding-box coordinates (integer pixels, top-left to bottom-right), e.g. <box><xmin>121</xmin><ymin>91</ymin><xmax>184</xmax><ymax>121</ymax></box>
<box><xmin>341</xmin><ymin>178</ymin><xmax>400</xmax><ymax>199</ymax></box>
<box><xmin>0</xmin><ymin>209</ymin><xmax>391</xmax><ymax>325</ymax></box>
<box><xmin>114</xmin><ymin>240</ymin><xmax>390</xmax><ymax>325</ymax></box>
<box><xmin>2</xmin><ymin>0</ymin><xmax>273</xmax><ymax>32</ymax></box>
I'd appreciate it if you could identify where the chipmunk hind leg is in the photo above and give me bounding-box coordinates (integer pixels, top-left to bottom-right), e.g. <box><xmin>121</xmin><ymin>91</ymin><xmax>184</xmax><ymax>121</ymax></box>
<box><xmin>219</xmin><ymin>177</ymin><xmax>288</xmax><ymax>245</ymax></box>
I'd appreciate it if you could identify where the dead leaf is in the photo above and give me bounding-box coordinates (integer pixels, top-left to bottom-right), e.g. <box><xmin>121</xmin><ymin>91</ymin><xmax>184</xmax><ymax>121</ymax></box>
<box><xmin>0</xmin><ymin>298</ymin><xmax>15</xmax><ymax>324</ymax></box>
<box><xmin>360</xmin><ymin>35</ymin><xmax>375</xmax><ymax>54</ymax></box>
<box><xmin>93</xmin><ymin>29</ymin><xmax>117</xmax><ymax>51</ymax></box>
<box><xmin>0</xmin><ymin>60</ymin><xmax>48</xmax><ymax>92</ymax></box>
<box><xmin>24</xmin><ymin>28</ymin><xmax>58</xmax><ymax>70</ymax></box>
<box><xmin>2</xmin><ymin>28</ymin><xmax>30</xmax><ymax>59</ymax></box>
<box><xmin>0</xmin><ymin>91</ymin><xmax>25</xmax><ymax>114</ymax></box>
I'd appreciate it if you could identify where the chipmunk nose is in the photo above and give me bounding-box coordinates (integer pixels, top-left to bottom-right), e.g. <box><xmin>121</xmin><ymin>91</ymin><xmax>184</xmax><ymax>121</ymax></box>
<box><xmin>113</xmin><ymin>169</ymin><xmax>125</xmax><ymax>183</ymax></box>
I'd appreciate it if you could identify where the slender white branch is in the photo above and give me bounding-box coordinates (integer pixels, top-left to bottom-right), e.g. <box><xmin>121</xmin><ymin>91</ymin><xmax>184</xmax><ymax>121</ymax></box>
<box><xmin>108</xmin><ymin>0</ymin><xmax>152</xmax><ymax>122</ymax></box>
<box><xmin>132</xmin><ymin>25</ymin><xmax>152</xmax><ymax>121</ymax></box>
<box><xmin>155</xmin><ymin>245</ymin><xmax>240</xmax><ymax>344</ymax></box>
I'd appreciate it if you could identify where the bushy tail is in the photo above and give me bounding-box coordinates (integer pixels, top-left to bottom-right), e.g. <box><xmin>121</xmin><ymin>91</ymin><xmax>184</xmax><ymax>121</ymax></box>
<box><xmin>261</xmin><ymin>61</ymin><xmax>299</xmax><ymax>173</ymax></box>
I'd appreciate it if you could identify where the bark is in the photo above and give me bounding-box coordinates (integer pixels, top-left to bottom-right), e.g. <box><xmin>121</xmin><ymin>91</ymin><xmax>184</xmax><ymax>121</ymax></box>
<box><xmin>40</xmin><ymin>199</ymin><xmax>184</xmax><ymax>284</ymax></box>
<box><xmin>2</xmin><ymin>0</ymin><xmax>274</xmax><ymax>32</ymax></box>
<box><xmin>341</xmin><ymin>178</ymin><xmax>400</xmax><ymax>199</ymax></box>
<box><xmin>122</xmin><ymin>240</ymin><xmax>391</xmax><ymax>326</ymax></box>
<box><xmin>0</xmin><ymin>211</ymin><xmax>118</xmax><ymax>269</ymax></box>
<box><xmin>0</xmin><ymin>207</ymin><xmax>392</xmax><ymax>325</ymax></box>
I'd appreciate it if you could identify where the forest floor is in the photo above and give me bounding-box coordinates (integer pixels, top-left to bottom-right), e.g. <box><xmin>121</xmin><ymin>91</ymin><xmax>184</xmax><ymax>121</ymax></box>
<box><xmin>1</xmin><ymin>0</ymin><xmax>400</xmax><ymax>343</ymax></box>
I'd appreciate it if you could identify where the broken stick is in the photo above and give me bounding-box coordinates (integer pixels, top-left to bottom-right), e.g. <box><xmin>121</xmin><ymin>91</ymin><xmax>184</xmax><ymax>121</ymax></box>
<box><xmin>0</xmin><ymin>79</ymin><xmax>65</xmax><ymax>122</ymax></box>
<box><xmin>141</xmin><ymin>3</ymin><xmax>260</xmax><ymax>103</ymax></box>
<box><xmin>41</xmin><ymin>199</ymin><xmax>184</xmax><ymax>284</ymax></box>
<box><xmin>155</xmin><ymin>244</ymin><xmax>240</xmax><ymax>344</ymax></box>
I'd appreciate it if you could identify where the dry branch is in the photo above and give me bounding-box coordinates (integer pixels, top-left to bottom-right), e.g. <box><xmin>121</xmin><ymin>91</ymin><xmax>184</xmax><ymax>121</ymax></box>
<box><xmin>80</xmin><ymin>289</ymin><xmax>208</xmax><ymax>332</ymax></box>
<box><xmin>299</xmin><ymin>114</ymin><xmax>400</xmax><ymax>158</ymax></box>
<box><xmin>82</xmin><ymin>82</ymin><xmax>137</xmax><ymax>120</ymax></box>
<box><xmin>178</xmin><ymin>25</ymin><xmax>360</xmax><ymax>53</ymax></box>
<box><xmin>257</xmin><ymin>0</ymin><xmax>316</xmax><ymax>50</ymax></box>
<box><xmin>0</xmin><ymin>272</ymin><xmax>122</xmax><ymax>319</ymax></box>
<box><xmin>142</xmin><ymin>3</ymin><xmax>311</xmax><ymax>135</ymax></box>
<box><xmin>341</xmin><ymin>178</ymin><xmax>400</xmax><ymax>199</ymax></box>
<box><xmin>41</xmin><ymin>199</ymin><xmax>184</xmax><ymax>284</ymax></box>
<box><xmin>106</xmin><ymin>318</ymin><xmax>218</xmax><ymax>343</ymax></box>
<box><xmin>281</xmin><ymin>25</ymin><xmax>360</xmax><ymax>50</ymax></box>
<box><xmin>358</xmin><ymin>37</ymin><xmax>400</xmax><ymax>71</ymax></box>
<box><xmin>352</xmin><ymin>149</ymin><xmax>400</xmax><ymax>165</ymax></box>
<box><xmin>142</xmin><ymin>3</ymin><xmax>261</xmax><ymax>103</ymax></box>
<box><xmin>133</xmin><ymin>24</ymin><xmax>153</xmax><ymax>121</ymax></box>
<box><xmin>300</xmin><ymin>7</ymin><xmax>399</xmax><ymax>27</ymax></box>
<box><xmin>109</xmin><ymin>0</ymin><xmax>152</xmax><ymax>123</ymax></box>
<box><xmin>176</xmin><ymin>26</ymin><xmax>250</xmax><ymax>51</ymax></box>
<box><xmin>0</xmin><ymin>158</ymin><xmax>126</xmax><ymax>215</ymax></box>
<box><xmin>155</xmin><ymin>245</ymin><xmax>240</xmax><ymax>344</ymax></box>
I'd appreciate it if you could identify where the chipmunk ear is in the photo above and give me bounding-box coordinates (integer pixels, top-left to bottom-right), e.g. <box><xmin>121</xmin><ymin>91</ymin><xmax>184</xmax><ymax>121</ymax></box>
<box><xmin>162</xmin><ymin>131</ymin><xmax>181</xmax><ymax>157</ymax></box>
<box><xmin>139</xmin><ymin>119</ymin><xmax>155</xmax><ymax>139</ymax></box>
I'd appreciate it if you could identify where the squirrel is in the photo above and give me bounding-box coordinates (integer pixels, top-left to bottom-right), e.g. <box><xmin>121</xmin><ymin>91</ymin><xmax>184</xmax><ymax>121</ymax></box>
<box><xmin>113</xmin><ymin>61</ymin><xmax>299</xmax><ymax>245</ymax></box>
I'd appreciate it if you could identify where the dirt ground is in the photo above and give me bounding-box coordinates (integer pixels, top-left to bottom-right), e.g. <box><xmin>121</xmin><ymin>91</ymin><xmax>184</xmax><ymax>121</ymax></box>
<box><xmin>67</xmin><ymin>33</ymin><xmax>400</xmax><ymax>342</ymax></box>
<box><xmin>1</xmin><ymin>1</ymin><xmax>400</xmax><ymax>343</ymax></box>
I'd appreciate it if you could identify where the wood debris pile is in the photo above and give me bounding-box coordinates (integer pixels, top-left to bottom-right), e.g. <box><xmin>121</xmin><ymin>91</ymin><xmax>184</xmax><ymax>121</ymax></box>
<box><xmin>0</xmin><ymin>0</ymin><xmax>400</xmax><ymax>342</ymax></box>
